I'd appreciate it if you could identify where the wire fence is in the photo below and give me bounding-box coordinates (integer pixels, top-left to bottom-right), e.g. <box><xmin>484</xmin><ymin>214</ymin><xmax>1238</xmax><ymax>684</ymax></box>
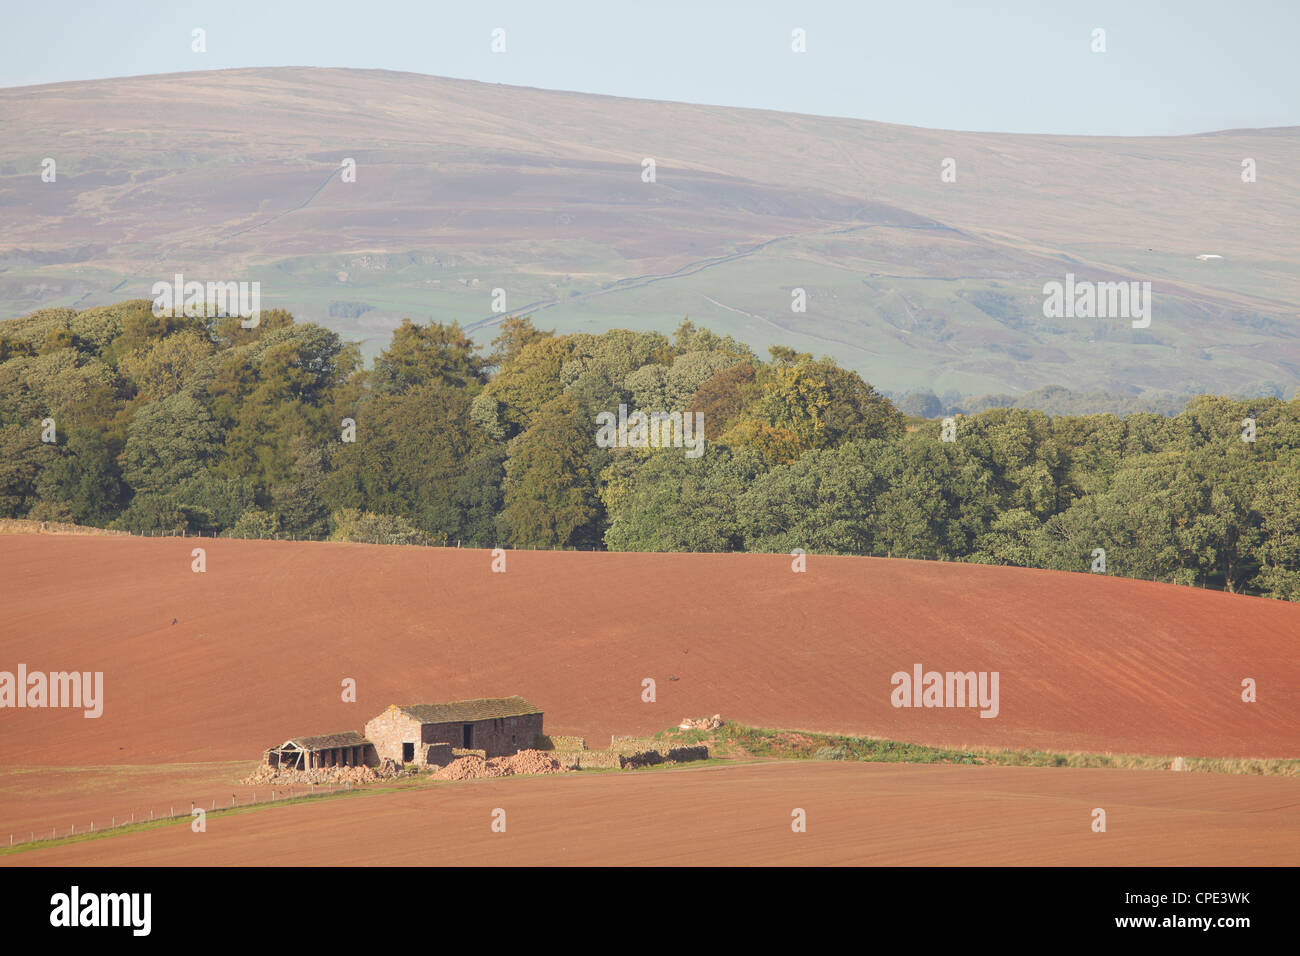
<box><xmin>6</xmin><ymin>780</ymin><xmax>358</xmax><ymax>851</ymax></box>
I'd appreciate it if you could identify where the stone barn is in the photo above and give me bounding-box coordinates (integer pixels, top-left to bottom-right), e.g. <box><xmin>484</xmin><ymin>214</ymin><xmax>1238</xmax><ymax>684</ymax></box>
<box><xmin>265</xmin><ymin>731</ymin><xmax>375</xmax><ymax>770</ymax></box>
<box><xmin>365</xmin><ymin>696</ymin><xmax>543</xmax><ymax>765</ymax></box>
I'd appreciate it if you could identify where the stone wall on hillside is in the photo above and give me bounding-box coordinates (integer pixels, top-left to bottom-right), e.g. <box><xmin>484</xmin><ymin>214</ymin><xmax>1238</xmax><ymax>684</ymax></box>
<box><xmin>555</xmin><ymin>743</ymin><xmax>711</xmax><ymax>770</ymax></box>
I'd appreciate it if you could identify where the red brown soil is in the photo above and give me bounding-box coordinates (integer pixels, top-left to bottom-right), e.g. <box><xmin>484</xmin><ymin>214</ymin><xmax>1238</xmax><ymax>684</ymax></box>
<box><xmin>2</xmin><ymin>536</ymin><xmax>1296</xmax><ymax>767</ymax></box>
<box><xmin>8</xmin><ymin>761</ymin><xmax>1298</xmax><ymax>867</ymax></box>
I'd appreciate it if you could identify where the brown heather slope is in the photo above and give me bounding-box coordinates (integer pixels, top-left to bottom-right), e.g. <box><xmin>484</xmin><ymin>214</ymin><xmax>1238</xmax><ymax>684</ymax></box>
<box><xmin>10</xmin><ymin>762</ymin><xmax>1300</xmax><ymax>867</ymax></box>
<box><xmin>4</xmin><ymin>68</ymin><xmax>1296</xmax><ymax>284</ymax></box>
<box><xmin>1</xmin><ymin>535</ymin><xmax>1296</xmax><ymax>763</ymax></box>
<box><xmin>2</xmin><ymin>68</ymin><xmax>1298</xmax><ymax>395</ymax></box>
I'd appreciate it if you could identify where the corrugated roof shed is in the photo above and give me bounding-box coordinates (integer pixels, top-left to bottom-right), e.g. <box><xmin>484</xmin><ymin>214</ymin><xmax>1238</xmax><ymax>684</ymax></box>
<box><xmin>396</xmin><ymin>696</ymin><xmax>540</xmax><ymax>724</ymax></box>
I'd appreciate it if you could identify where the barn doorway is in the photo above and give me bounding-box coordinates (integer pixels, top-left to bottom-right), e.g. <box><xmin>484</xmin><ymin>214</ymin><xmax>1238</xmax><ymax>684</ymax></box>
<box><xmin>462</xmin><ymin>724</ymin><xmax>473</xmax><ymax>748</ymax></box>
<box><xmin>402</xmin><ymin>742</ymin><xmax>414</xmax><ymax>762</ymax></box>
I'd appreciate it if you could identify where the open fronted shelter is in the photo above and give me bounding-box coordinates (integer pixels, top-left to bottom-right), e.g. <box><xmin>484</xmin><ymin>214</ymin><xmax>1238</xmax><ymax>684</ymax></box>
<box><xmin>265</xmin><ymin>731</ymin><xmax>374</xmax><ymax>770</ymax></box>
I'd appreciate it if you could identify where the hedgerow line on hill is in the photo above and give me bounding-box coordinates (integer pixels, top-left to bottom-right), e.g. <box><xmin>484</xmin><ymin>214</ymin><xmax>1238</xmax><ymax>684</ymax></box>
<box><xmin>0</xmin><ymin>518</ymin><xmax>1038</xmax><ymax>564</ymax></box>
<box><xmin>2</xmin><ymin>299</ymin><xmax>1298</xmax><ymax>602</ymax></box>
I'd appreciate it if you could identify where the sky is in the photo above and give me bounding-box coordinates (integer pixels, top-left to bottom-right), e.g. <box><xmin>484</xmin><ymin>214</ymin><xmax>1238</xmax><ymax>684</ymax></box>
<box><xmin>0</xmin><ymin>0</ymin><xmax>1296</xmax><ymax>136</ymax></box>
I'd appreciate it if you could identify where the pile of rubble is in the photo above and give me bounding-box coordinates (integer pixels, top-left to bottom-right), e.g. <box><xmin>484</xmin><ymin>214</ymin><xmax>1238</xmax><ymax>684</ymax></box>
<box><xmin>498</xmin><ymin>750</ymin><xmax>571</xmax><ymax>775</ymax></box>
<box><xmin>678</xmin><ymin>714</ymin><xmax>724</xmax><ymax>731</ymax></box>
<box><xmin>431</xmin><ymin>749</ymin><xmax>570</xmax><ymax>781</ymax></box>
<box><xmin>241</xmin><ymin>758</ymin><xmax>411</xmax><ymax>787</ymax></box>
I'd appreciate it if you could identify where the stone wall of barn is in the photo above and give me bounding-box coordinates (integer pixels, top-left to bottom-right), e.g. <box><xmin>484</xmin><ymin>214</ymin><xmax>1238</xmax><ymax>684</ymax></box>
<box><xmin>365</xmin><ymin>707</ymin><xmax>544</xmax><ymax>763</ymax></box>
<box><xmin>364</xmin><ymin>708</ymin><xmax>426</xmax><ymax>764</ymax></box>
<box><xmin>424</xmin><ymin>742</ymin><xmax>455</xmax><ymax>766</ymax></box>
<box><xmin>418</xmin><ymin>713</ymin><xmax>544</xmax><ymax>757</ymax></box>
<box><xmin>473</xmin><ymin>713</ymin><xmax>544</xmax><ymax>757</ymax></box>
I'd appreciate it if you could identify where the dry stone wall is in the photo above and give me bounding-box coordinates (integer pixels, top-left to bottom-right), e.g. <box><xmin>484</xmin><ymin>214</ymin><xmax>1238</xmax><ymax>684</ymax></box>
<box><xmin>555</xmin><ymin>742</ymin><xmax>710</xmax><ymax>770</ymax></box>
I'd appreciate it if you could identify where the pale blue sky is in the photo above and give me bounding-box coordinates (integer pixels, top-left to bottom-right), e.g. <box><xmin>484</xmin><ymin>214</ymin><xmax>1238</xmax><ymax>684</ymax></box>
<box><xmin>1</xmin><ymin>0</ymin><xmax>1295</xmax><ymax>135</ymax></box>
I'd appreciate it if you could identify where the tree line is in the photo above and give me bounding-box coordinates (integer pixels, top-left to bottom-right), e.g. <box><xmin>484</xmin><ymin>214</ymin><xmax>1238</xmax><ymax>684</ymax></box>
<box><xmin>1</xmin><ymin>299</ymin><xmax>1297</xmax><ymax>601</ymax></box>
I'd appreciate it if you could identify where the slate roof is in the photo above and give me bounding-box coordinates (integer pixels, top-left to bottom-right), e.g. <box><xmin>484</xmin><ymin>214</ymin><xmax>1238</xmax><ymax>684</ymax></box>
<box><xmin>395</xmin><ymin>696</ymin><xmax>541</xmax><ymax>724</ymax></box>
<box><xmin>279</xmin><ymin>731</ymin><xmax>370</xmax><ymax>751</ymax></box>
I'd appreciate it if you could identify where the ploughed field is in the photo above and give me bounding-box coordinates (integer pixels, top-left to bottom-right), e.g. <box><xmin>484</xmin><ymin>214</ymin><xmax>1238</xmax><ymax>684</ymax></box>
<box><xmin>8</xmin><ymin>761</ymin><xmax>1300</xmax><ymax>867</ymax></box>
<box><xmin>2</xmin><ymin>534</ymin><xmax>1297</xmax><ymax>864</ymax></box>
<box><xmin>3</xmin><ymin>534</ymin><xmax>1296</xmax><ymax>764</ymax></box>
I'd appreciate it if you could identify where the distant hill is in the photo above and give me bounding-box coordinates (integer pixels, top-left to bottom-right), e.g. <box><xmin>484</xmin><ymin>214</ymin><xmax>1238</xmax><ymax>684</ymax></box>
<box><xmin>1</xmin><ymin>67</ymin><xmax>1297</xmax><ymax>397</ymax></box>
<box><xmin>891</xmin><ymin>383</ymin><xmax>1299</xmax><ymax>418</ymax></box>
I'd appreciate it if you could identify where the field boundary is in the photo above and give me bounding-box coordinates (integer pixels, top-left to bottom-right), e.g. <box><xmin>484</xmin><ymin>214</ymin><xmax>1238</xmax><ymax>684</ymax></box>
<box><xmin>2</xmin><ymin>778</ymin><xmax>374</xmax><ymax>856</ymax></box>
<box><xmin>656</xmin><ymin>723</ymin><xmax>1300</xmax><ymax>776</ymax></box>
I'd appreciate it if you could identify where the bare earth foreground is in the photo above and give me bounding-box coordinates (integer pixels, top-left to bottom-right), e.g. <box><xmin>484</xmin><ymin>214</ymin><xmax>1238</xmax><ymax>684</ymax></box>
<box><xmin>2</xmin><ymin>535</ymin><xmax>1297</xmax><ymax>865</ymax></box>
<box><xmin>9</xmin><ymin>762</ymin><xmax>1300</xmax><ymax>867</ymax></box>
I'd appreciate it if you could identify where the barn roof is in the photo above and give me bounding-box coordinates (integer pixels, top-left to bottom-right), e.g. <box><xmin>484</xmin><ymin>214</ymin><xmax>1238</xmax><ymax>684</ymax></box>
<box><xmin>395</xmin><ymin>696</ymin><xmax>541</xmax><ymax>724</ymax></box>
<box><xmin>277</xmin><ymin>731</ymin><xmax>370</xmax><ymax>752</ymax></box>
